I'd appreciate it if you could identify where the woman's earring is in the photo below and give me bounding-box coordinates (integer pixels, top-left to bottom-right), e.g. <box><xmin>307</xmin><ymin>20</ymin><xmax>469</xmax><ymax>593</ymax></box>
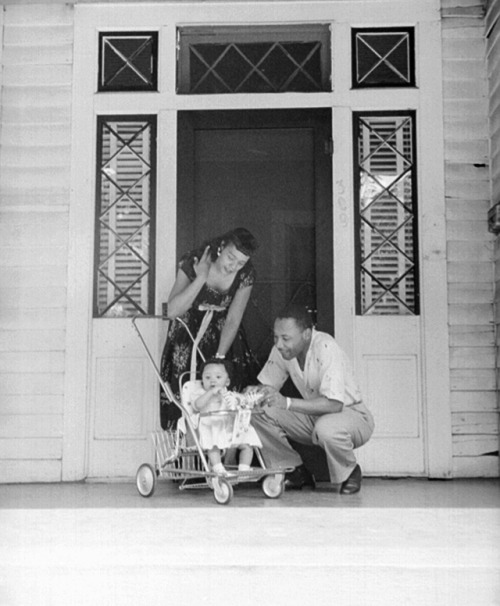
<box><xmin>217</xmin><ymin>246</ymin><xmax>221</xmax><ymax>256</ymax></box>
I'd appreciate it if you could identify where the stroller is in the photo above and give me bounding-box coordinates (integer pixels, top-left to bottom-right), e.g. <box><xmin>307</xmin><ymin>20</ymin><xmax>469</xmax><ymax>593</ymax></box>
<box><xmin>133</xmin><ymin>316</ymin><xmax>288</xmax><ymax>505</ymax></box>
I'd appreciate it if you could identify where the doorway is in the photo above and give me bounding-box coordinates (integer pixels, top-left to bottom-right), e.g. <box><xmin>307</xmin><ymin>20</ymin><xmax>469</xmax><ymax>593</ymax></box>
<box><xmin>177</xmin><ymin>109</ymin><xmax>333</xmax><ymax>366</ymax></box>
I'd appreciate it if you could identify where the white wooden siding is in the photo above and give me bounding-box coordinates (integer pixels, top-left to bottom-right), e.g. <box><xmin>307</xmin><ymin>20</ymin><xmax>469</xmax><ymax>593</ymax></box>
<box><xmin>442</xmin><ymin>0</ymin><xmax>499</xmax><ymax>477</ymax></box>
<box><xmin>486</xmin><ymin>0</ymin><xmax>500</xmax><ymax>479</ymax></box>
<box><xmin>487</xmin><ymin>0</ymin><xmax>500</xmax><ymax>203</ymax></box>
<box><xmin>0</xmin><ymin>4</ymin><xmax>73</xmax><ymax>482</ymax></box>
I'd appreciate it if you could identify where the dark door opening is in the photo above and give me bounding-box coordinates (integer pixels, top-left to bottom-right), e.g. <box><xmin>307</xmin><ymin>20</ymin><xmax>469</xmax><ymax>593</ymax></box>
<box><xmin>177</xmin><ymin>109</ymin><xmax>333</xmax><ymax>366</ymax></box>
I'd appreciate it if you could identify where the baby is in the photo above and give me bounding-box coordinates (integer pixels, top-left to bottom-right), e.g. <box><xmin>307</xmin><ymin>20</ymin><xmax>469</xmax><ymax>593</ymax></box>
<box><xmin>193</xmin><ymin>358</ymin><xmax>262</xmax><ymax>475</ymax></box>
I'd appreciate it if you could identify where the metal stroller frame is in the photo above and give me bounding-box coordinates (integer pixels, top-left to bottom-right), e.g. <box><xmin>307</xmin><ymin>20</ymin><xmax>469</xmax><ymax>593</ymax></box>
<box><xmin>132</xmin><ymin>316</ymin><xmax>288</xmax><ymax>504</ymax></box>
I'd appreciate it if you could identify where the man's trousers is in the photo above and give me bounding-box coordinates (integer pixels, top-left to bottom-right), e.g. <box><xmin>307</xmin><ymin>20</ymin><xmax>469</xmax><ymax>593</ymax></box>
<box><xmin>251</xmin><ymin>402</ymin><xmax>375</xmax><ymax>484</ymax></box>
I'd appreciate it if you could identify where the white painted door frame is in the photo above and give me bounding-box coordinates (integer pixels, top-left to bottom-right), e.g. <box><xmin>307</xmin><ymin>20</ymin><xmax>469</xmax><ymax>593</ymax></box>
<box><xmin>63</xmin><ymin>0</ymin><xmax>451</xmax><ymax>480</ymax></box>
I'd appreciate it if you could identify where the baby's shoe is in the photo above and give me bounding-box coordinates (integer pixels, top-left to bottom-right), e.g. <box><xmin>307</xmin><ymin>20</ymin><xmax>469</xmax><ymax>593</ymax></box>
<box><xmin>212</xmin><ymin>462</ymin><xmax>228</xmax><ymax>476</ymax></box>
<box><xmin>238</xmin><ymin>464</ymin><xmax>251</xmax><ymax>472</ymax></box>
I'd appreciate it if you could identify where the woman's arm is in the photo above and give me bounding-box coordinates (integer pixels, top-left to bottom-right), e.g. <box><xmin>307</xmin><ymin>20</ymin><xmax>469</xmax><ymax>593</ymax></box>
<box><xmin>165</xmin><ymin>247</ymin><xmax>211</xmax><ymax>319</ymax></box>
<box><xmin>216</xmin><ymin>284</ymin><xmax>253</xmax><ymax>356</ymax></box>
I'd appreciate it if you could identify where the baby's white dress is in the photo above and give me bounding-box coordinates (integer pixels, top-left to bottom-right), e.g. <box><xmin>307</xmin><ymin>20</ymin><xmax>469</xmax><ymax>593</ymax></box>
<box><xmin>192</xmin><ymin>386</ymin><xmax>262</xmax><ymax>450</ymax></box>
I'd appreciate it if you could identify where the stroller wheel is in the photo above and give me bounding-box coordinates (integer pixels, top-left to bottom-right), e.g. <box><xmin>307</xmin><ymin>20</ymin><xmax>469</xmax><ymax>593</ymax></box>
<box><xmin>262</xmin><ymin>473</ymin><xmax>285</xmax><ymax>499</ymax></box>
<box><xmin>136</xmin><ymin>463</ymin><xmax>156</xmax><ymax>498</ymax></box>
<box><xmin>212</xmin><ymin>476</ymin><xmax>233</xmax><ymax>505</ymax></box>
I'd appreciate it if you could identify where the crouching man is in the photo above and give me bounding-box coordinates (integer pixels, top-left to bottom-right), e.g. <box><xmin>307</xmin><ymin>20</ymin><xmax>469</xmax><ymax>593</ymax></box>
<box><xmin>250</xmin><ymin>304</ymin><xmax>374</xmax><ymax>494</ymax></box>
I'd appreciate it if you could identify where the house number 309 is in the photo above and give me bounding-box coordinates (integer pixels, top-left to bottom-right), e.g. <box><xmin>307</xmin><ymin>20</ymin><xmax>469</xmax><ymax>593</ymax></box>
<box><xmin>336</xmin><ymin>179</ymin><xmax>348</xmax><ymax>227</ymax></box>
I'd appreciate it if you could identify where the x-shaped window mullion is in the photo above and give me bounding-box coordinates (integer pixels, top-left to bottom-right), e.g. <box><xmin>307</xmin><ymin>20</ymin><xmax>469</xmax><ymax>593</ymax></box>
<box><xmin>361</xmin><ymin>265</ymin><xmax>415</xmax><ymax>314</ymax></box>
<box><xmin>357</xmin><ymin>34</ymin><xmax>409</xmax><ymax>84</ymax></box>
<box><xmin>189</xmin><ymin>45</ymin><xmax>234</xmax><ymax>93</ymax></box>
<box><xmin>234</xmin><ymin>43</ymin><xmax>281</xmax><ymax>92</ymax></box>
<box><xmin>98</xmin><ymin>219</ymin><xmax>151</xmax><ymax>268</ymax></box>
<box><xmin>234</xmin><ymin>42</ymin><xmax>321</xmax><ymax>92</ymax></box>
<box><xmin>104</xmin><ymin>37</ymin><xmax>152</xmax><ymax>86</ymax></box>
<box><xmin>359</xmin><ymin>118</ymin><xmax>411</xmax><ymax>166</ymax></box>
<box><xmin>101</xmin><ymin>170</ymin><xmax>151</xmax><ymax>219</ymax></box>
<box><xmin>361</xmin><ymin>213</ymin><xmax>414</xmax><ymax>266</ymax></box>
<box><xmin>98</xmin><ymin>268</ymin><xmax>149</xmax><ymax>316</ymax></box>
<box><xmin>279</xmin><ymin>42</ymin><xmax>322</xmax><ymax>90</ymax></box>
<box><xmin>360</xmin><ymin>167</ymin><xmax>413</xmax><ymax>213</ymax></box>
<box><xmin>103</xmin><ymin>123</ymin><xmax>152</xmax><ymax>170</ymax></box>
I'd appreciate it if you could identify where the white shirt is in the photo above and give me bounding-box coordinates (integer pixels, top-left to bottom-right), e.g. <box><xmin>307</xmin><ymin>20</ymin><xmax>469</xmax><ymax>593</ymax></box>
<box><xmin>258</xmin><ymin>329</ymin><xmax>362</xmax><ymax>406</ymax></box>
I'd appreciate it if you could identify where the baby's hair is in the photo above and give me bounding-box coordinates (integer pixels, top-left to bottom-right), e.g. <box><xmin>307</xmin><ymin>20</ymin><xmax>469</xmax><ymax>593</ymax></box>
<box><xmin>200</xmin><ymin>357</ymin><xmax>234</xmax><ymax>380</ymax></box>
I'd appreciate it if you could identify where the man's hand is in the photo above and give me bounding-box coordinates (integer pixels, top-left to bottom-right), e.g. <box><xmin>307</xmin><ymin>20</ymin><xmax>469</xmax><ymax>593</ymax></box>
<box><xmin>261</xmin><ymin>386</ymin><xmax>287</xmax><ymax>409</ymax></box>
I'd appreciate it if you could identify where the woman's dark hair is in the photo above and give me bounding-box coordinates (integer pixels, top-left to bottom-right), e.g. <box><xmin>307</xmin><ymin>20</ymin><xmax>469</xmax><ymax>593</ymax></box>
<box><xmin>276</xmin><ymin>303</ymin><xmax>315</xmax><ymax>331</ymax></box>
<box><xmin>200</xmin><ymin>357</ymin><xmax>234</xmax><ymax>380</ymax></box>
<box><xmin>200</xmin><ymin>227</ymin><xmax>259</xmax><ymax>261</ymax></box>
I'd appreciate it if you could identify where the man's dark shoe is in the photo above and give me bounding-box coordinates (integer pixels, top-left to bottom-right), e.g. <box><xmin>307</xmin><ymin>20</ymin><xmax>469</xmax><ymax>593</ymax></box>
<box><xmin>340</xmin><ymin>464</ymin><xmax>362</xmax><ymax>495</ymax></box>
<box><xmin>284</xmin><ymin>464</ymin><xmax>316</xmax><ymax>490</ymax></box>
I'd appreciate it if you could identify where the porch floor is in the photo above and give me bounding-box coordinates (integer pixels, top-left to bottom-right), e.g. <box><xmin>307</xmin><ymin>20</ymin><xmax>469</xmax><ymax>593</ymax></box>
<box><xmin>1</xmin><ymin>478</ymin><xmax>499</xmax><ymax>606</ymax></box>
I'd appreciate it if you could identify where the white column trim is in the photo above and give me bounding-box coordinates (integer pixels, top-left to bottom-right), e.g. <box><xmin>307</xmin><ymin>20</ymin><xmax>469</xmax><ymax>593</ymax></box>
<box><xmin>62</xmin><ymin>8</ymin><xmax>98</xmax><ymax>480</ymax></box>
<box><xmin>418</xmin><ymin>20</ymin><xmax>452</xmax><ymax>478</ymax></box>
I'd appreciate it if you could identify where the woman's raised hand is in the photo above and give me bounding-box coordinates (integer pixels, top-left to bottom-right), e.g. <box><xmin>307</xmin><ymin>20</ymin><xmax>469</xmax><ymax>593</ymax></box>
<box><xmin>193</xmin><ymin>245</ymin><xmax>212</xmax><ymax>280</ymax></box>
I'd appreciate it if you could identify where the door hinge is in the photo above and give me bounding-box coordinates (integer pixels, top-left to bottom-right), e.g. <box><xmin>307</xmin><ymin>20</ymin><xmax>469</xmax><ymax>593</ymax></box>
<box><xmin>325</xmin><ymin>138</ymin><xmax>334</xmax><ymax>156</ymax></box>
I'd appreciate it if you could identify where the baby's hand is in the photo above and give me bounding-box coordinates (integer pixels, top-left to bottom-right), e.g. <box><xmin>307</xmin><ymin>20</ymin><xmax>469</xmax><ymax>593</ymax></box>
<box><xmin>222</xmin><ymin>391</ymin><xmax>238</xmax><ymax>410</ymax></box>
<box><xmin>244</xmin><ymin>385</ymin><xmax>264</xmax><ymax>398</ymax></box>
<box><xmin>247</xmin><ymin>391</ymin><xmax>265</xmax><ymax>408</ymax></box>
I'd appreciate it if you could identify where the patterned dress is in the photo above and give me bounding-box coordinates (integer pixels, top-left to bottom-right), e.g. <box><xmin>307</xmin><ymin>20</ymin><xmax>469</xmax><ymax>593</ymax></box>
<box><xmin>160</xmin><ymin>251</ymin><xmax>260</xmax><ymax>429</ymax></box>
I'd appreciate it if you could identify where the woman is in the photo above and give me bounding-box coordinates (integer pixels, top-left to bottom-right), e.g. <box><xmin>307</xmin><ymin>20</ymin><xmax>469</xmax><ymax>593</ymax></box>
<box><xmin>160</xmin><ymin>227</ymin><xmax>259</xmax><ymax>429</ymax></box>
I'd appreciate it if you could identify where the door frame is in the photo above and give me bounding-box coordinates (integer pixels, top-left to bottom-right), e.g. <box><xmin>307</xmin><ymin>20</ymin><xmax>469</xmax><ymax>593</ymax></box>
<box><xmin>64</xmin><ymin>1</ymin><xmax>450</xmax><ymax>480</ymax></box>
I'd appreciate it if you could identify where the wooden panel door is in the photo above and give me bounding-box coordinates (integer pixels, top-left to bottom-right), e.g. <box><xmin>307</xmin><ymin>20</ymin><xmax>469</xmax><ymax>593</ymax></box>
<box><xmin>177</xmin><ymin>109</ymin><xmax>333</xmax><ymax>366</ymax></box>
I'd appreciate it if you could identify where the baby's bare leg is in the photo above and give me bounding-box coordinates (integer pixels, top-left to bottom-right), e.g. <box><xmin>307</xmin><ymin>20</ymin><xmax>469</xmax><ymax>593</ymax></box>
<box><xmin>238</xmin><ymin>444</ymin><xmax>253</xmax><ymax>468</ymax></box>
<box><xmin>208</xmin><ymin>447</ymin><xmax>222</xmax><ymax>467</ymax></box>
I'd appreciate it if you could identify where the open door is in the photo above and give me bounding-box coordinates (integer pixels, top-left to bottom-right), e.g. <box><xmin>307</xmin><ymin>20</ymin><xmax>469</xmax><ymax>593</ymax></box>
<box><xmin>177</xmin><ymin>109</ymin><xmax>333</xmax><ymax>366</ymax></box>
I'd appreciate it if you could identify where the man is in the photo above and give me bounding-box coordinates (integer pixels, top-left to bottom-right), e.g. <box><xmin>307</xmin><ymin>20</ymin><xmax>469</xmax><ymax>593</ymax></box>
<box><xmin>251</xmin><ymin>304</ymin><xmax>374</xmax><ymax>494</ymax></box>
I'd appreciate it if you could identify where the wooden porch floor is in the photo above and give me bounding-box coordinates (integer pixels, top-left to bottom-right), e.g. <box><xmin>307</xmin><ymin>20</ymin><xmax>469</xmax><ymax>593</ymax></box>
<box><xmin>1</xmin><ymin>478</ymin><xmax>499</xmax><ymax>606</ymax></box>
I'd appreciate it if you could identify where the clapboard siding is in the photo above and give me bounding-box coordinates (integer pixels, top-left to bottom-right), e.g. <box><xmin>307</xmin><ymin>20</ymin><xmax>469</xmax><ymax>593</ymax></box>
<box><xmin>486</xmin><ymin>0</ymin><xmax>500</xmax><ymax>476</ymax></box>
<box><xmin>442</xmin><ymin>0</ymin><xmax>499</xmax><ymax>478</ymax></box>
<box><xmin>451</xmin><ymin>390</ymin><xmax>497</xmax><ymax>412</ymax></box>
<box><xmin>0</xmin><ymin>4</ymin><xmax>74</xmax><ymax>483</ymax></box>
<box><xmin>488</xmin><ymin>0</ymin><xmax>500</xmax><ymax>204</ymax></box>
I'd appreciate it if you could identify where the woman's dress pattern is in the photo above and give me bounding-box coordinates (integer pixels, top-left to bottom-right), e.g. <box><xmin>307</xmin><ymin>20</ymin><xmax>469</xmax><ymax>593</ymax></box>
<box><xmin>160</xmin><ymin>251</ymin><xmax>260</xmax><ymax>429</ymax></box>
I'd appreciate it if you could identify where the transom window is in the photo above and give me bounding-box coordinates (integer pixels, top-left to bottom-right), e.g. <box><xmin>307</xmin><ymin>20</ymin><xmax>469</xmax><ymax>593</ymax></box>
<box><xmin>98</xmin><ymin>32</ymin><xmax>158</xmax><ymax>92</ymax></box>
<box><xmin>352</xmin><ymin>28</ymin><xmax>415</xmax><ymax>88</ymax></box>
<box><xmin>354</xmin><ymin>112</ymin><xmax>419</xmax><ymax>315</ymax></box>
<box><xmin>94</xmin><ymin>116</ymin><xmax>157</xmax><ymax>317</ymax></box>
<box><xmin>177</xmin><ymin>25</ymin><xmax>331</xmax><ymax>94</ymax></box>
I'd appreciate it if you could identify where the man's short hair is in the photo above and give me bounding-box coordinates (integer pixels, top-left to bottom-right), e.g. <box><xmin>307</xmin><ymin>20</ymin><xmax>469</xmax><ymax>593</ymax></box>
<box><xmin>275</xmin><ymin>303</ymin><xmax>314</xmax><ymax>331</ymax></box>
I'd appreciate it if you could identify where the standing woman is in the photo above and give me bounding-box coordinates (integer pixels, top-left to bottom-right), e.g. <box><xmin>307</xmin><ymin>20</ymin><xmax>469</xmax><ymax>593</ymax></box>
<box><xmin>160</xmin><ymin>227</ymin><xmax>259</xmax><ymax>429</ymax></box>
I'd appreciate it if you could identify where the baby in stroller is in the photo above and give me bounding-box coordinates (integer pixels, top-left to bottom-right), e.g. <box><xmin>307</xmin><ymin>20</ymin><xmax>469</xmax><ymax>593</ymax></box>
<box><xmin>192</xmin><ymin>358</ymin><xmax>263</xmax><ymax>476</ymax></box>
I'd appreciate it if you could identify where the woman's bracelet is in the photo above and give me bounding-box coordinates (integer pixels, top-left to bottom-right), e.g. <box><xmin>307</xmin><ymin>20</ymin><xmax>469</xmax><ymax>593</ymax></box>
<box><xmin>286</xmin><ymin>397</ymin><xmax>292</xmax><ymax>410</ymax></box>
<box><xmin>215</xmin><ymin>353</ymin><xmax>225</xmax><ymax>359</ymax></box>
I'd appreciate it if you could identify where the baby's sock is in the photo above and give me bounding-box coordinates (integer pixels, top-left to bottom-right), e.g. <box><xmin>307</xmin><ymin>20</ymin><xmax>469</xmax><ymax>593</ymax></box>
<box><xmin>238</xmin><ymin>463</ymin><xmax>251</xmax><ymax>471</ymax></box>
<box><xmin>212</xmin><ymin>462</ymin><xmax>227</xmax><ymax>475</ymax></box>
